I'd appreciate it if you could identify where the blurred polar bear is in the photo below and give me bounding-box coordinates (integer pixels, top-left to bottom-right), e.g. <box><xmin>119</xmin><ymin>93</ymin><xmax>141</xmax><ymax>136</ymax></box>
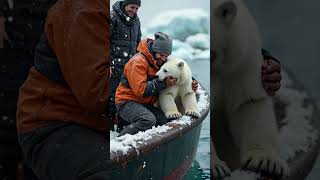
<box><xmin>211</xmin><ymin>0</ymin><xmax>289</xmax><ymax>178</ymax></box>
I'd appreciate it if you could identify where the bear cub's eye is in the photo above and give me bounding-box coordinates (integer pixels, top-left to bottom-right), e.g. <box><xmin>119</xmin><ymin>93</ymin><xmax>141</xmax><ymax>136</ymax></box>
<box><xmin>163</xmin><ymin>69</ymin><xmax>167</xmax><ymax>73</ymax></box>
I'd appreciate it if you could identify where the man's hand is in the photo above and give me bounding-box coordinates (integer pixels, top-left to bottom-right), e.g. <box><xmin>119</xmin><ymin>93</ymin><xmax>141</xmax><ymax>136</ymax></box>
<box><xmin>192</xmin><ymin>79</ymin><xmax>198</xmax><ymax>92</ymax></box>
<box><xmin>0</xmin><ymin>16</ymin><xmax>9</xmax><ymax>48</ymax></box>
<box><xmin>261</xmin><ymin>59</ymin><xmax>281</xmax><ymax>96</ymax></box>
<box><xmin>165</xmin><ymin>76</ymin><xmax>177</xmax><ymax>87</ymax></box>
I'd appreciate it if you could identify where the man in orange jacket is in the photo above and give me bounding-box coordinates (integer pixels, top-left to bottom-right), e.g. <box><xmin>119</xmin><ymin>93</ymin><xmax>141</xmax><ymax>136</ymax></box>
<box><xmin>116</xmin><ymin>32</ymin><xmax>282</xmax><ymax>136</ymax></box>
<box><xmin>115</xmin><ymin>32</ymin><xmax>178</xmax><ymax>136</ymax></box>
<box><xmin>16</xmin><ymin>0</ymin><xmax>111</xmax><ymax>179</ymax></box>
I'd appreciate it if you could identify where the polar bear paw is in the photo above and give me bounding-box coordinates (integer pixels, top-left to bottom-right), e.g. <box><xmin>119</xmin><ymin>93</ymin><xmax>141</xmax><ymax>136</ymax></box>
<box><xmin>185</xmin><ymin>110</ymin><xmax>200</xmax><ymax>119</ymax></box>
<box><xmin>212</xmin><ymin>160</ymin><xmax>231</xmax><ymax>179</ymax></box>
<box><xmin>166</xmin><ymin>111</ymin><xmax>182</xmax><ymax>120</ymax></box>
<box><xmin>241</xmin><ymin>153</ymin><xmax>289</xmax><ymax>178</ymax></box>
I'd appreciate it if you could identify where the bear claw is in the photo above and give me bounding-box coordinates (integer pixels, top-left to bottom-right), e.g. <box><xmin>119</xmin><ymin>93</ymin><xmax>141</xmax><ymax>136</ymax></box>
<box><xmin>167</xmin><ymin>112</ymin><xmax>182</xmax><ymax>120</ymax></box>
<box><xmin>241</xmin><ymin>155</ymin><xmax>289</xmax><ymax>178</ymax></box>
<box><xmin>186</xmin><ymin>111</ymin><xmax>200</xmax><ymax>119</ymax></box>
<box><xmin>212</xmin><ymin>161</ymin><xmax>231</xmax><ymax>179</ymax></box>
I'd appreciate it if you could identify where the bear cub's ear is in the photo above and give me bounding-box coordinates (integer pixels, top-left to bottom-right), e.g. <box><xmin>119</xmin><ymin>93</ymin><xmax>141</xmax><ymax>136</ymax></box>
<box><xmin>177</xmin><ymin>62</ymin><xmax>184</xmax><ymax>68</ymax></box>
<box><xmin>214</xmin><ymin>0</ymin><xmax>237</xmax><ymax>23</ymax></box>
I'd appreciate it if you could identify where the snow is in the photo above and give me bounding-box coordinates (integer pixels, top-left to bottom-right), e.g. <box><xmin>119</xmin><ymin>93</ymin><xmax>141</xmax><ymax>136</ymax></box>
<box><xmin>123</xmin><ymin>52</ymin><xmax>128</xmax><ymax>57</ymax></box>
<box><xmin>226</xmin><ymin>170</ymin><xmax>259</xmax><ymax>180</ymax></box>
<box><xmin>110</xmin><ymin>85</ymin><xmax>209</xmax><ymax>155</ymax></box>
<box><xmin>169</xmin><ymin>116</ymin><xmax>192</xmax><ymax>126</ymax></box>
<box><xmin>110</xmin><ymin>125</ymin><xmax>172</xmax><ymax>155</ymax></box>
<box><xmin>7</xmin><ymin>17</ymin><xmax>13</xmax><ymax>22</ymax></box>
<box><xmin>109</xmin><ymin>6</ymin><xmax>319</xmax><ymax>178</ymax></box>
<box><xmin>277</xmin><ymin>71</ymin><xmax>318</xmax><ymax>161</ymax></box>
<box><xmin>7</xmin><ymin>0</ymin><xmax>14</xmax><ymax>9</ymax></box>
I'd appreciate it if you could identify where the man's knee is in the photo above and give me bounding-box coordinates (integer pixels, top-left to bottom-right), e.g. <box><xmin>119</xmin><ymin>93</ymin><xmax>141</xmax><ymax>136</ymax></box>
<box><xmin>139</xmin><ymin>113</ymin><xmax>156</xmax><ymax>130</ymax></box>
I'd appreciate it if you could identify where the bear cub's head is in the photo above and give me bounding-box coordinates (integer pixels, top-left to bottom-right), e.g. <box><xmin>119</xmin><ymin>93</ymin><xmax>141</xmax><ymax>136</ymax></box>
<box><xmin>156</xmin><ymin>57</ymin><xmax>187</xmax><ymax>84</ymax></box>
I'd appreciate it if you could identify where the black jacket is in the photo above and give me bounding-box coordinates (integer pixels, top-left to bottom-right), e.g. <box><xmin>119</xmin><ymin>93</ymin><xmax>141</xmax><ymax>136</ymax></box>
<box><xmin>0</xmin><ymin>0</ymin><xmax>4</xmax><ymax>16</ymax></box>
<box><xmin>0</xmin><ymin>0</ymin><xmax>57</xmax><ymax>50</ymax></box>
<box><xmin>0</xmin><ymin>0</ymin><xmax>56</xmax><ymax>131</ymax></box>
<box><xmin>110</xmin><ymin>1</ymin><xmax>142</xmax><ymax>77</ymax></box>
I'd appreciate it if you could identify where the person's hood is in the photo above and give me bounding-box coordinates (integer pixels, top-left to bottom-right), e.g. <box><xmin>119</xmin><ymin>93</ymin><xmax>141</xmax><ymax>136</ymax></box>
<box><xmin>112</xmin><ymin>1</ymin><xmax>138</xmax><ymax>26</ymax></box>
<box><xmin>137</xmin><ymin>39</ymin><xmax>160</xmax><ymax>70</ymax></box>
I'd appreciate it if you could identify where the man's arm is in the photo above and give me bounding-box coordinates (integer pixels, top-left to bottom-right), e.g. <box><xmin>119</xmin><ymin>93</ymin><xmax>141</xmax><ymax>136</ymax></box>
<box><xmin>125</xmin><ymin>61</ymin><xmax>167</xmax><ymax>98</ymax></box>
<box><xmin>143</xmin><ymin>78</ymin><xmax>167</xmax><ymax>97</ymax></box>
<box><xmin>137</xmin><ymin>20</ymin><xmax>142</xmax><ymax>47</ymax></box>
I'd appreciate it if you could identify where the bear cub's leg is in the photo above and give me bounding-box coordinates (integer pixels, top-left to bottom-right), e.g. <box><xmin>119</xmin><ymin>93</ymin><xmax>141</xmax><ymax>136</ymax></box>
<box><xmin>230</xmin><ymin>98</ymin><xmax>289</xmax><ymax>178</ymax></box>
<box><xmin>159</xmin><ymin>93</ymin><xmax>182</xmax><ymax>119</ymax></box>
<box><xmin>181</xmin><ymin>92</ymin><xmax>200</xmax><ymax>118</ymax></box>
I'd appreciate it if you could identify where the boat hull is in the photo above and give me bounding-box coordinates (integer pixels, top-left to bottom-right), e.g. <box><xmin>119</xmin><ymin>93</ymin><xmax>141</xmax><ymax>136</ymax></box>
<box><xmin>108</xmin><ymin>88</ymin><xmax>210</xmax><ymax>180</ymax></box>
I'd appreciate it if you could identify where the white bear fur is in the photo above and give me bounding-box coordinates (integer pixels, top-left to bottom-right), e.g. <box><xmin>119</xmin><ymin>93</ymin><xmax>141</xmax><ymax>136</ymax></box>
<box><xmin>156</xmin><ymin>57</ymin><xmax>200</xmax><ymax>119</ymax></box>
<box><xmin>211</xmin><ymin>0</ymin><xmax>288</xmax><ymax>178</ymax></box>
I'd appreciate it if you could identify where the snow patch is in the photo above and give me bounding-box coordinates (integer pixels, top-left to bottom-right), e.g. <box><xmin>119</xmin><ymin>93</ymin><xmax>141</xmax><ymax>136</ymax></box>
<box><xmin>277</xmin><ymin>71</ymin><xmax>318</xmax><ymax>161</ymax></box>
<box><xmin>110</xmin><ymin>125</ymin><xmax>172</xmax><ymax>155</ymax></box>
<box><xmin>226</xmin><ymin>170</ymin><xmax>259</xmax><ymax>180</ymax></box>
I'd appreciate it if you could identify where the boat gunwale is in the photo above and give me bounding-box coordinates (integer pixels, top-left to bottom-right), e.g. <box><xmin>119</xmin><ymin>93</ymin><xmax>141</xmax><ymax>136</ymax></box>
<box><xmin>108</xmin><ymin>90</ymin><xmax>210</xmax><ymax>167</ymax></box>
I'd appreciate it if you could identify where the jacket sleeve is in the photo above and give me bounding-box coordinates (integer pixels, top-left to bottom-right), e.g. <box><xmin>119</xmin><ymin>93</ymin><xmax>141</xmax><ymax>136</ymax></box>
<box><xmin>110</xmin><ymin>12</ymin><xmax>115</xmax><ymax>40</ymax></box>
<box><xmin>261</xmin><ymin>48</ymin><xmax>280</xmax><ymax>64</ymax></box>
<box><xmin>53</xmin><ymin>8</ymin><xmax>110</xmax><ymax>113</ymax></box>
<box><xmin>143</xmin><ymin>79</ymin><xmax>167</xmax><ymax>97</ymax></box>
<box><xmin>137</xmin><ymin>20</ymin><xmax>142</xmax><ymax>48</ymax></box>
<box><xmin>125</xmin><ymin>60</ymin><xmax>166</xmax><ymax>98</ymax></box>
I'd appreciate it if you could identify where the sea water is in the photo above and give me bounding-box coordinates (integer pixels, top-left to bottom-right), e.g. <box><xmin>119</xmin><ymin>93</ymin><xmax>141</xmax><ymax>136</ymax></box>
<box><xmin>184</xmin><ymin>60</ymin><xmax>211</xmax><ymax>180</ymax></box>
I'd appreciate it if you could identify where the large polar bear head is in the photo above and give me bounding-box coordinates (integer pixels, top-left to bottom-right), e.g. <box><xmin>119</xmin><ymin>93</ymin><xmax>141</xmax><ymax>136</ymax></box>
<box><xmin>212</xmin><ymin>0</ymin><xmax>262</xmax><ymax>73</ymax></box>
<box><xmin>155</xmin><ymin>57</ymin><xmax>192</xmax><ymax>86</ymax></box>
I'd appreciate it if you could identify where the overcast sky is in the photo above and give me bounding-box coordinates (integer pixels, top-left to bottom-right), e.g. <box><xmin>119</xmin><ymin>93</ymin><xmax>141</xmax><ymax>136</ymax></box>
<box><xmin>110</xmin><ymin>0</ymin><xmax>210</xmax><ymax>25</ymax></box>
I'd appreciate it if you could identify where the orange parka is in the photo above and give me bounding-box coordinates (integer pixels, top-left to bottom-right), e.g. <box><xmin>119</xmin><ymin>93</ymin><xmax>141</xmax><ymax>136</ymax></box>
<box><xmin>16</xmin><ymin>0</ymin><xmax>110</xmax><ymax>134</ymax></box>
<box><xmin>115</xmin><ymin>38</ymin><xmax>167</xmax><ymax>106</ymax></box>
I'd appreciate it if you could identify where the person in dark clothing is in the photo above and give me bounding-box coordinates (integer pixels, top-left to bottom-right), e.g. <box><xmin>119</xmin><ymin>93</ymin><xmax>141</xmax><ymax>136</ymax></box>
<box><xmin>16</xmin><ymin>0</ymin><xmax>111</xmax><ymax>179</ymax></box>
<box><xmin>109</xmin><ymin>0</ymin><xmax>142</xmax><ymax>128</ymax></box>
<box><xmin>0</xmin><ymin>0</ymin><xmax>56</xmax><ymax>179</ymax></box>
